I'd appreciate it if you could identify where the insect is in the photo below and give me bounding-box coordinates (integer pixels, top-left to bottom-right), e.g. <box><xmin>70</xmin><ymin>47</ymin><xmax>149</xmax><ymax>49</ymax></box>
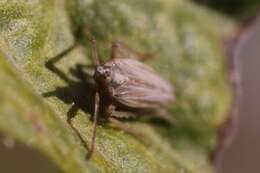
<box><xmin>86</xmin><ymin>32</ymin><xmax>176</xmax><ymax>158</ymax></box>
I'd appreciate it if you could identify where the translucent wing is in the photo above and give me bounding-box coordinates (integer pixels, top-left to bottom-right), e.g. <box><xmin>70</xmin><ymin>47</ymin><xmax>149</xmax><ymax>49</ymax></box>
<box><xmin>107</xmin><ymin>58</ymin><xmax>175</xmax><ymax>109</ymax></box>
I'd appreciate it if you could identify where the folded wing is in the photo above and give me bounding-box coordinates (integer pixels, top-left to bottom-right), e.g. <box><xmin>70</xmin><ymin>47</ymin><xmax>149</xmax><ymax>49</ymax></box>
<box><xmin>110</xmin><ymin>58</ymin><xmax>175</xmax><ymax>108</ymax></box>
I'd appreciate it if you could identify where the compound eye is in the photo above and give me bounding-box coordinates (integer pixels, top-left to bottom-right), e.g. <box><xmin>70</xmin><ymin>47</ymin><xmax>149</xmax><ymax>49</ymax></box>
<box><xmin>103</xmin><ymin>67</ymin><xmax>111</xmax><ymax>77</ymax></box>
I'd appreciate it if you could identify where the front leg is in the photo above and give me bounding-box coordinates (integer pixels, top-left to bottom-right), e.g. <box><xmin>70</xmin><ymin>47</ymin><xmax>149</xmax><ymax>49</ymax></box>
<box><xmin>86</xmin><ymin>92</ymin><xmax>100</xmax><ymax>159</ymax></box>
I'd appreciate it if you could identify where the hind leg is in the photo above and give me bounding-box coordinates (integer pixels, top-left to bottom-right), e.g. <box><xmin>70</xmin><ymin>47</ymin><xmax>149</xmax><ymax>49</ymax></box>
<box><xmin>152</xmin><ymin>109</ymin><xmax>176</xmax><ymax>125</ymax></box>
<box><xmin>110</xmin><ymin>41</ymin><xmax>153</xmax><ymax>61</ymax></box>
<box><xmin>108</xmin><ymin>117</ymin><xmax>148</xmax><ymax>144</ymax></box>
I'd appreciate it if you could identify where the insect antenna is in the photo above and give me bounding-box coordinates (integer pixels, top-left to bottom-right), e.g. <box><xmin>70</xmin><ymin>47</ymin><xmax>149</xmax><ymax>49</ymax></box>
<box><xmin>86</xmin><ymin>92</ymin><xmax>100</xmax><ymax>159</ymax></box>
<box><xmin>84</xmin><ymin>29</ymin><xmax>100</xmax><ymax>66</ymax></box>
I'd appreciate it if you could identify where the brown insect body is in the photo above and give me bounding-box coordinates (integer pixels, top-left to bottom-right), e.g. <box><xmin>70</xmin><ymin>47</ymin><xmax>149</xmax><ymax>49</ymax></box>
<box><xmin>86</xmin><ymin>34</ymin><xmax>175</xmax><ymax>159</ymax></box>
<box><xmin>94</xmin><ymin>58</ymin><xmax>174</xmax><ymax>110</ymax></box>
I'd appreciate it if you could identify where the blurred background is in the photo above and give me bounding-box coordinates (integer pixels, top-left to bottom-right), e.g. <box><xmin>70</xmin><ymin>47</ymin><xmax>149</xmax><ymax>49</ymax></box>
<box><xmin>194</xmin><ymin>0</ymin><xmax>260</xmax><ymax>19</ymax></box>
<box><xmin>194</xmin><ymin>1</ymin><xmax>260</xmax><ymax>172</ymax></box>
<box><xmin>217</xmin><ymin>14</ymin><xmax>260</xmax><ymax>173</ymax></box>
<box><xmin>1</xmin><ymin>0</ymin><xmax>260</xmax><ymax>173</ymax></box>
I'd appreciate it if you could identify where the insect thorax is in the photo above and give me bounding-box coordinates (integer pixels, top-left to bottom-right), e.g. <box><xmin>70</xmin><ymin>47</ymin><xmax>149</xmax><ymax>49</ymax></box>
<box><xmin>94</xmin><ymin>62</ymin><xmax>127</xmax><ymax>94</ymax></box>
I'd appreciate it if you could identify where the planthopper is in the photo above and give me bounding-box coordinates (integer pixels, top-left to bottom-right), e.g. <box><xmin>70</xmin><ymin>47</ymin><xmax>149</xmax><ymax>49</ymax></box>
<box><xmin>85</xmin><ymin>31</ymin><xmax>176</xmax><ymax>158</ymax></box>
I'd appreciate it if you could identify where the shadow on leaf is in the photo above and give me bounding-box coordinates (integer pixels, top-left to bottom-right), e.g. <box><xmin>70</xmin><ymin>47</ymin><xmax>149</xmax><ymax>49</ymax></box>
<box><xmin>42</xmin><ymin>45</ymin><xmax>96</xmax><ymax>155</ymax></box>
<box><xmin>42</xmin><ymin>44</ymin><xmax>181</xmax><ymax>159</ymax></box>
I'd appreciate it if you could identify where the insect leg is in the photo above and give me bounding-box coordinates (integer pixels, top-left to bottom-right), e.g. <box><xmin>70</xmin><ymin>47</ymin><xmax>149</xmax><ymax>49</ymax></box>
<box><xmin>154</xmin><ymin>109</ymin><xmax>176</xmax><ymax>125</ymax></box>
<box><xmin>110</xmin><ymin>110</ymin><xmax>136</xmax><ymax>119</ymax></box>
<box><xmin>108</xmin><ymin>117</ymin><xmax>148</xmax><ymax>144</ymax></box>
<box><xmin>83</xmin><ymin>30</ymin><xmax>100</xmax><ymax>66</ymax></box>
<box><xmin>86</xmin><ymin>92</ymin><xmax>100</xmax><ymax>159</ymax></box>
<box><xmin>111</xmin><ymin>41</ymin><xmax>153</xmax><ymax>61</ymax></box>
<box><xmin>105</xmin><ymin>104</ymin><xmax>136</xmax><ymax>119</ymax></box>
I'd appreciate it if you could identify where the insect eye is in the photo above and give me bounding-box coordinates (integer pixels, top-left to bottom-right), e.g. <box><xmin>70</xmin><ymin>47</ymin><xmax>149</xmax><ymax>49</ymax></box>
<box><xmin>104</xmin><ymin>69</ymin><xmax>111</xmax><ymax>76</ymax></box>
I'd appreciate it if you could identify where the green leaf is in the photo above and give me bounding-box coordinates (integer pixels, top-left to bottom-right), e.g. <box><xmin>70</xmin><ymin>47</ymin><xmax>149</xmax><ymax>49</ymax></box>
<box><xmin>0</xmin><ymin>0</ymin><xmax>235</xmax><ymax>172</ymax></box>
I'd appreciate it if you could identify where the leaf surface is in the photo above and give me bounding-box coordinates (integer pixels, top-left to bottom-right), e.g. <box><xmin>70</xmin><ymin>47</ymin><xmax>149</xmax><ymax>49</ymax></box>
<box><xmin>0</xmin><ymin>0</ymin><xmax>235</xmax><ymax>172</ymax></box>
